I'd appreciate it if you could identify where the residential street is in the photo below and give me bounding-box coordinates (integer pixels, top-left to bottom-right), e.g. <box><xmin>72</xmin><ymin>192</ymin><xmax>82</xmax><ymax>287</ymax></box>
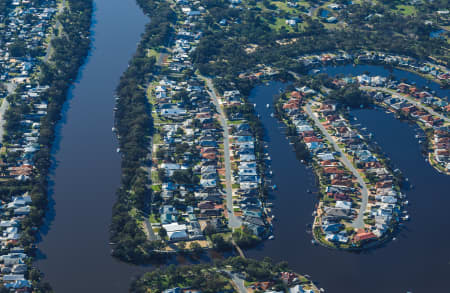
<box><xmin>204</xmin><ymin>77</ymin><xmax>242</xmax><ymax>229</ymax></box>
<box><xmin>305</xmin><ymin>103</ymin><xmax>368</xmax><ymax>229</ymax></box>
<box><xmin>361</xmin><ymin>85</ymin><xmax>450</xmax><ymax>123</ymax></box>
<box><xmin>225</xmin><ymin>272</ymin><xmax>247</xmax><ymax>293</ymax></box>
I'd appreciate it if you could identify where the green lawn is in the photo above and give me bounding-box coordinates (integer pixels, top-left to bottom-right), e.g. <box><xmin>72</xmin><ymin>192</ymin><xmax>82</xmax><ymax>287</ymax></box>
<box><xmin>395</xmin><ymin>5</ymin><xmax>416</xmax><ymax>16</ymax></box>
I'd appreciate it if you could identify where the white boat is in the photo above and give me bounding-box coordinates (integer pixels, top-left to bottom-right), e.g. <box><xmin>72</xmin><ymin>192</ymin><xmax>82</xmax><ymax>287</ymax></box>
<box><xmin>266</xmin><ymin>103</ymin><xmax>270</xmax><ymax>108</ymax></box>
<box><xmin>112</xmin><ymin>127</ymin><xmax>116</xmax><ymax>132</ymax></box>
<box><xmin>268</xmin><ymin>235</ymin><xmax>275</xmax><ymax>240</ymax></box>
<box><xmin>116</xmin><ymin>148</ymin><xmax>120</xmax><ymax>153</ymax></box>
<box><xmin>270</xmin><ymin>113</ymin><xmax>274</xmax><ymax>117</ymax></box>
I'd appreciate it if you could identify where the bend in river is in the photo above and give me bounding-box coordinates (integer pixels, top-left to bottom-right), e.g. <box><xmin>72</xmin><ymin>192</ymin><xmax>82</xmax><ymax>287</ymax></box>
<box><xmin>36</xmin><ymin>0</ymin><xmax>149</xmax><ymax>292</ymax></box>
<box><xmin>33</xmin><ymin>3</ymin><xmax>450</xmax><ymax>290</ymax></box>
<box><xmin>246</xmin><ymin>76</ymin><xmax>450</xmax><ymax>292</ymax></box>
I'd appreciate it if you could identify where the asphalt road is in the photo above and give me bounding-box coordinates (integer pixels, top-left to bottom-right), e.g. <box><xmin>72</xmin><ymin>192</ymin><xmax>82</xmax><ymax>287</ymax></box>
<box><xmin>204</xmin><ymin>77</ymin><xmax>242</xmax><ymax>229</ymax></box>
<box><xmin>305</xmin><ymin>103</ymin><xmax>368</xmax><ymax>229</ymax></box>
<box><xmin>361</xmin><ymin>85</ymin><xmax>450</xmax><ymax>123</ymax></box>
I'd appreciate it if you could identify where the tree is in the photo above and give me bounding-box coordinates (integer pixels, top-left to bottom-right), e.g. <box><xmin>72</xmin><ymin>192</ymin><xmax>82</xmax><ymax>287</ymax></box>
<box><xmin>211</xmin><ymin>234</ymin><xmax>232</xmax><ymax>251</ymax></box>
<box><xmin>190</xmin><ymin>242</ymin><xmax>203</xmax><ymax>257</ymax></box>
<box><xmin>158</xmin><ymin>227</ymin><xmax>167</xmax><ymax>240</ymax></box>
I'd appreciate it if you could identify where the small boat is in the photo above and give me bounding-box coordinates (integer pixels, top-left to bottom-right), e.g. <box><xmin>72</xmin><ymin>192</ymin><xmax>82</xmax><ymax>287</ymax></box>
<box><xmin>268</xmin><ymin>235</ymin><xmax>275</xmax><ymax>240</ymax></box>
<box><xmin>272</xmin><ymin>184</ymin><xmax>277</xmax><ymax>190</ymax></box>
<box><xmin>116</xmin><ymin>148</ymin><xmax>120</xmax><ymax>153</ymax></box>
<box><xmin>266</xmin><ymin>103</ymin><xmax>270</xmax><ymax>108</ymax></box>
<box><xmin>112</xmin><ymin>127</ymin><xmax>116</xmax><ymax>132</ymax></box>
<box><xmin>404</xmin><ymin>200</ymin><xmax>409</xmax><ymax>205</ymax></box>
<box><xmin>270</xmin><ymin>113</ymin><xmax>274</xmax><ymax>117</ymax></box>
<box><xmin>402</xmin><ymin>215</ymin><xmax>410</xmax><ymax>221</ymax></box>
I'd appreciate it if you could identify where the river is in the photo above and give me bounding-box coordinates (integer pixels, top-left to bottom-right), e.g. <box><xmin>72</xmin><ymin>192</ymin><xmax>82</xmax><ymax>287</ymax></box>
<box><xmin>35</xmin><ymin>0</ymin><xmax>149</xmax><ymax>292</ymax></box>
<box><xmin>33</xmin><ymin>1</ymin><xmax>450</xmax><ymax>291</ymax></box>
<box><xmin>246</xmin><ymin>69</ymin><xmax>450</xmax><ymax>292</ymax></box>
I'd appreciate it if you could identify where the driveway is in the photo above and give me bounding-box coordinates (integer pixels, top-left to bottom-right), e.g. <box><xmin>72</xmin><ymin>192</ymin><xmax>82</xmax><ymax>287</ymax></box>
<box><xmin>203</xmin><ymin>77</ymin><xmax>242</xmax><ymax>229</ymax></box>
<box><xmin>305</xmin><ymin>103</ymin><xmax>368</xmax><ymax>229</ymax></box>
<box><xmin>224</xmin><ymin>272</ymin><xmax>247</xmax><ymax>293</ymax></box>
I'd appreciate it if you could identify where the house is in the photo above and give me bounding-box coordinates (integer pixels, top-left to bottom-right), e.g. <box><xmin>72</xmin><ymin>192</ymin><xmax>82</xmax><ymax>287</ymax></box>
<box><xmin>354</xmin><ymin>230</ymin><xmax>377</xmax><ymax>242</ymax></box>
<box><xmin>162</xmin><ymin>223</ymin><xmax>188</xmax><ymax>241</ymax></box>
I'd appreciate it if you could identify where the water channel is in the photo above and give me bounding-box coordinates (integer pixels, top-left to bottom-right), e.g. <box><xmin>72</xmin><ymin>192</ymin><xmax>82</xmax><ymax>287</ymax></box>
<box><xmin>36</xmin><ymin>0</ymin><xmax>149</xmax><ymax>292</ymax></box>
<box><xmin>33</xmin><ymin>0</ymin><xmax>450</xmax><ymax>290</ymax></box>
<box><xmin>246</xmin><ymin>67</ymin><xmax>450</xmax><ymax>292</ymax></box>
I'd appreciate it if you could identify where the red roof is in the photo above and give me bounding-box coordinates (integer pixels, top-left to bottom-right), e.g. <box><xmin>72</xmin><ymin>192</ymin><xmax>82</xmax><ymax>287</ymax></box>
<box><xmin>355</xmin><ymin>232</ymin><xmax>377</xmax><ymax>242</ymax></box>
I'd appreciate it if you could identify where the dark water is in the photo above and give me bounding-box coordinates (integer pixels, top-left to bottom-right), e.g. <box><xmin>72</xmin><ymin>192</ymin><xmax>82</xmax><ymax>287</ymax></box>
<box><xmin>247</xmin><ymin>80</ymin><xmax>450</xmax><ymax>292</ymax></box>
<box><xmin>319</xmin><ymin>64</ymin><xmax>449</xmax><ymax>99</ymax></box>
<box><xmin>35</xmin><ymin>0</ymin><xmax>149</xmax><ymax>292</ymax></box>
<box><xmin>33</xmin><ymin>1</ymin><xmax>450</xmax><ymax>291</ymax></box>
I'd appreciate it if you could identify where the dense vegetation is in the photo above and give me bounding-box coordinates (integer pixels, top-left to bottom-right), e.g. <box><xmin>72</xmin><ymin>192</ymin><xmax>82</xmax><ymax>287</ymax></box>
<box><xmin>110</xmin><ymin>0</ymin><xmax>178</xmax><ymax>263</ymax></box>
<box><xmin>130</xmin><ymin>257</ymin><xmax>294</xmax><ymax>293</ymax></box>
<box><xmin>191</xmin><ymin>0</ymin><xmax>448</xmax><ymax>90</ymax></box>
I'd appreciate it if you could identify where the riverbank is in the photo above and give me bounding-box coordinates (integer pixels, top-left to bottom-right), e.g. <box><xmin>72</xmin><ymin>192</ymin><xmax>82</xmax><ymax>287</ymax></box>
<box><xmin>0</xmin><ymin>0</ymin><xmax>93</xmax><ymax>290</ymax></box>
<box><xmin>111</xmin><ymin>0</ymin><xmax>274</xmax><ymax>263</ymax></box>
<box><xmin>35</xmin><ymin>0</ymin><xmax>150</xmax><ymax>291</ymax></box>
<box><xmin>130</xmin><ymin>257</ymin><xmax>320</xmax><ymax>293</ymax></box>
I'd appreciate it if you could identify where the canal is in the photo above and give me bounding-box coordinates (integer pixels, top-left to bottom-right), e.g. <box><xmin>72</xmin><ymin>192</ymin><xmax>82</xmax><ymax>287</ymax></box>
<box><xmin>36</xmin><ymin>0</ymin><xmax>149</xmax><ymax>292</ymax></box>
<box><xmin>246</xmin><ymin>71</ymin><xmax>450</xmax><ymax>292</ymax></box>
